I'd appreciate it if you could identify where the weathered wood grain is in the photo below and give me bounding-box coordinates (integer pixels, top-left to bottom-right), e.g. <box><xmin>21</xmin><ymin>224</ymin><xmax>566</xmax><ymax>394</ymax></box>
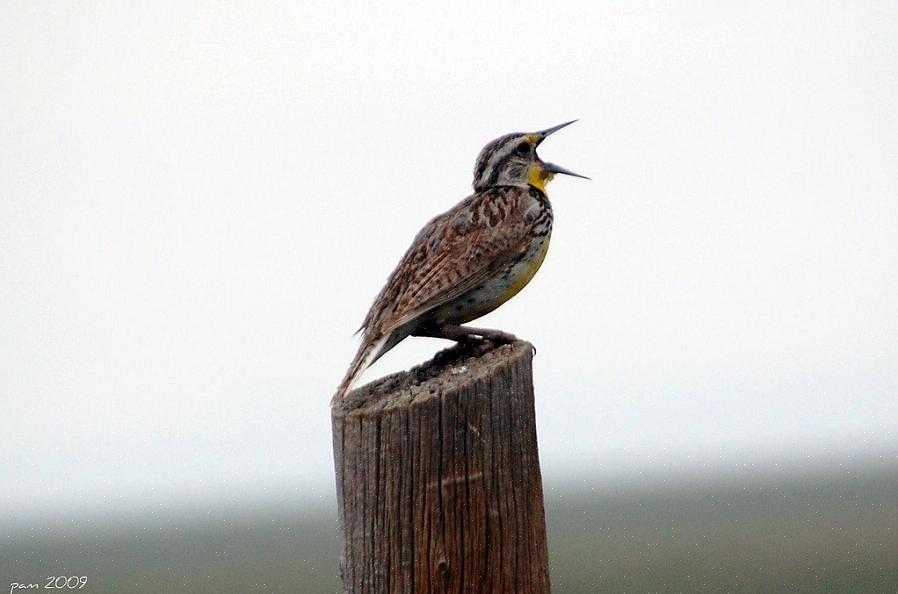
<box><xmin>331</xmin><ymin>340</ymin><xmax>550</xmax><ymax>594</ymax></box>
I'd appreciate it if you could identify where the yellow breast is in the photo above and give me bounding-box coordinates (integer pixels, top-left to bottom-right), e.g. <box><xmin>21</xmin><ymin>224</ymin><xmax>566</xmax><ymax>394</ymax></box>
<box><xmin>503</xmin><ymin>237</ymin><xmax>550</xmax><ymax>301</ymax></box>
<box><xmin>451</xmin><ymin>238</ymin><xmax>551</xmax><ymax>325</ymax></box>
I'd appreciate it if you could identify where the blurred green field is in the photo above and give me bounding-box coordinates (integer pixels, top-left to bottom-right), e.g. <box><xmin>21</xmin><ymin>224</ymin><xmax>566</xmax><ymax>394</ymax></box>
<box><xmin>3</xmin><ymin>467</ymin><xmax>897</xmax><ymax>593</ymax></box>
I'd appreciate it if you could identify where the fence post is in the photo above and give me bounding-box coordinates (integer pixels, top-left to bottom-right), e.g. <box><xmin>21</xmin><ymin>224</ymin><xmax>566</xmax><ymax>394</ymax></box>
<box><xmin>331</xmin><ymin>340</ymin><xmax>551</xmax><ymax>593</ymax></box>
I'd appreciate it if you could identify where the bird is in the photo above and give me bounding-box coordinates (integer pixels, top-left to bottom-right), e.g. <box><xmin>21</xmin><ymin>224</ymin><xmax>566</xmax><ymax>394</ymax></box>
<box><xmin>334</xmin><ymin>121</ymin><xmax>587</xmax><ymax>403</ymax></box>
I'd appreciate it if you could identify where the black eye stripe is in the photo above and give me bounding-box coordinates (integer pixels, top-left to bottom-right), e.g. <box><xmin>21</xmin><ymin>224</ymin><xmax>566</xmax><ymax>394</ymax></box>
<box><xmin>473</xmin><ymin>133</ymin><xmax>533</xmax><ymax>190</ymax></box>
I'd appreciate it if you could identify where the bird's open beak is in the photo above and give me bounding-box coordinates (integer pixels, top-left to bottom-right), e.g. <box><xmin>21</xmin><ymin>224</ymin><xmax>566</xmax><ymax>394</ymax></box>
<box><xmin>530</xmin><ymin>120</ymin><xmax>589</xmax><ymax>180</ymax></box>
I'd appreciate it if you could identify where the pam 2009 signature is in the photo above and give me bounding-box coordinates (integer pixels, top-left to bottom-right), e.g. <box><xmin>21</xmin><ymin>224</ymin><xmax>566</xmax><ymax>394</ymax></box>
<box><xmin>9</xmin><ymin>576</ymin><xmax>88</xmax><ymax>594</ymax></box>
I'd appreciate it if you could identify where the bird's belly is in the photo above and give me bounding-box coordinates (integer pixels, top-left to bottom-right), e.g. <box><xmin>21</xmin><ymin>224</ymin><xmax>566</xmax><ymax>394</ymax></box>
<box><xmin>430</xmin><ymin>235</ymin><xmax>551</xmax><ymax>325</ymax></box>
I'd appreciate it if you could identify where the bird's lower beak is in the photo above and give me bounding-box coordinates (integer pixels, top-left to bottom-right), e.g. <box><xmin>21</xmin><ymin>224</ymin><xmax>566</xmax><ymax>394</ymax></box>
<box><xmin>543</xmin><ymin>161</ymin><xmax>590</xmax><ymax>180</ymax></box>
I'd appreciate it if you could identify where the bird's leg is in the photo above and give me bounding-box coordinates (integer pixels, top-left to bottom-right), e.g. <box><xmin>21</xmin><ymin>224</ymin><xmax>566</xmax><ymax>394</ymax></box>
<box><xmin>413</xmin><ymin>323</ymin><xmax>517</xmax><ymax>345</ymax></box>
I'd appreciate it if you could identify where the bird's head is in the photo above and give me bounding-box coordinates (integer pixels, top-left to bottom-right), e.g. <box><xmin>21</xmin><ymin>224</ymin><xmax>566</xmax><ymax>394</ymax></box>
<box><xmin>471</xmin><ymin>120</ymin><xmax>588</xmax><ymax>194</ymax></box>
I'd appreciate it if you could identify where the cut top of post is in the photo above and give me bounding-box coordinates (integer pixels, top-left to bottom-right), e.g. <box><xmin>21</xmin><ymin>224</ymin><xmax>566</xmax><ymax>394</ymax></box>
<box><xmin>331</xmin><ymin>340</ymin><xmax>535</xmax><ymax>418</ymax></box>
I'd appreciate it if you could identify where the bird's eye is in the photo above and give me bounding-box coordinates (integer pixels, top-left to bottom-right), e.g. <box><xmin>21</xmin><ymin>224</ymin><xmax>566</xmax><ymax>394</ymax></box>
<box><xmin>515</xmin><ymin>142</ymin><xmax>530</xmax><ymax>156</ymax></box>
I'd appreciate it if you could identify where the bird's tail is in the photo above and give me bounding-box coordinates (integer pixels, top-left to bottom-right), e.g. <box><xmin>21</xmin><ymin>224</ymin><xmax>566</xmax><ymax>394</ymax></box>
<box><xmin>332</xmin><ymin>334</ymin><xmax>389</xmax><ymax>406</ymax></box>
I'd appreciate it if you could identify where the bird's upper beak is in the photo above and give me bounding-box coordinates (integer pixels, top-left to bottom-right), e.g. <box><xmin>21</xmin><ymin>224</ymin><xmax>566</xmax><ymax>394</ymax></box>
<box><xmin>528</xmin><ymin>120</ymin><xmax>590</xmax><ymax>180</ymax></box>
<box><xmin>532</xmin><ymin>120</ymin><xmax>578</xmax><ymax>144</ymax></box>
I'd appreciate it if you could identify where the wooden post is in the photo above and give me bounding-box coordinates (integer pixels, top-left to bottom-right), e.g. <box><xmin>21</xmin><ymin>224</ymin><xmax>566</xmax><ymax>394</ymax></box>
<box><xmin>331</xmin><ymin>340</ymin><xmax>550</xmax><ymax>594</ymax></box>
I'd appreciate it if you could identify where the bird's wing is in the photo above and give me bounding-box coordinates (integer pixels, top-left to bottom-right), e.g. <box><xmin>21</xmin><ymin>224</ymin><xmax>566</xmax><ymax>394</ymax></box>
<box><xmin>365</xmin><ymin>187</ymin><xmax>532</xmax><ymax>336</ymax></box>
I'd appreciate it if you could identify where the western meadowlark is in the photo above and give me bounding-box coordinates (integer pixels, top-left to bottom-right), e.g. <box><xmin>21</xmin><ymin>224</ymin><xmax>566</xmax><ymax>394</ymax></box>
<box><xmin>334</xmin><ymin>121</ymin><xmax>586</xmax><ymax>402</ymax></box>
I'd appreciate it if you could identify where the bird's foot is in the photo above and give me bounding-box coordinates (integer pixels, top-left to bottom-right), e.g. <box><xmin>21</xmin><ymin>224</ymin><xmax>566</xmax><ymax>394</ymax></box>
<box><xmin>460</xmin><ymin>327</ymin><xmax>517</xmax><ymax>345</ymax></box>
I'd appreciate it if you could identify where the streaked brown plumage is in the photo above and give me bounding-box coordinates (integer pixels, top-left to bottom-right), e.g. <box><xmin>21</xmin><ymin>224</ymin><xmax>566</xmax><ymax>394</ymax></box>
<box><xmin>335</xmin><ymin>122</ymin><xmax>586</xmax><ymax>402</ymax></box>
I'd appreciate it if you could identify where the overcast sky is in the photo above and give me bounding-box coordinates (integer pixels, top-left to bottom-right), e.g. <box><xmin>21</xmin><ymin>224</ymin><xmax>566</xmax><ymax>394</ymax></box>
<box><xmin>2</xmin><ymin>2</ymin><xmax>897</xmax><ymax>518</ymax></box>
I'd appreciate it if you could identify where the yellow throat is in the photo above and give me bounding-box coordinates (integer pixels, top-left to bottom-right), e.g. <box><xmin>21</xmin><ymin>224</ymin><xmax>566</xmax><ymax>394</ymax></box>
<box><xmin>528</xmin><ymin>163</ymin><xmax>555</xmax><ymax>195</ymax></box>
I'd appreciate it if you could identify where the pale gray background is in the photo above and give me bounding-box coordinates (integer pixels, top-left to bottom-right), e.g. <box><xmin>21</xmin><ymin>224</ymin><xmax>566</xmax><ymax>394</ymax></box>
<box><xmin>3</xmin><ymin>1</ymin><xmax>897</xmax><ymax>523</ymax></box>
